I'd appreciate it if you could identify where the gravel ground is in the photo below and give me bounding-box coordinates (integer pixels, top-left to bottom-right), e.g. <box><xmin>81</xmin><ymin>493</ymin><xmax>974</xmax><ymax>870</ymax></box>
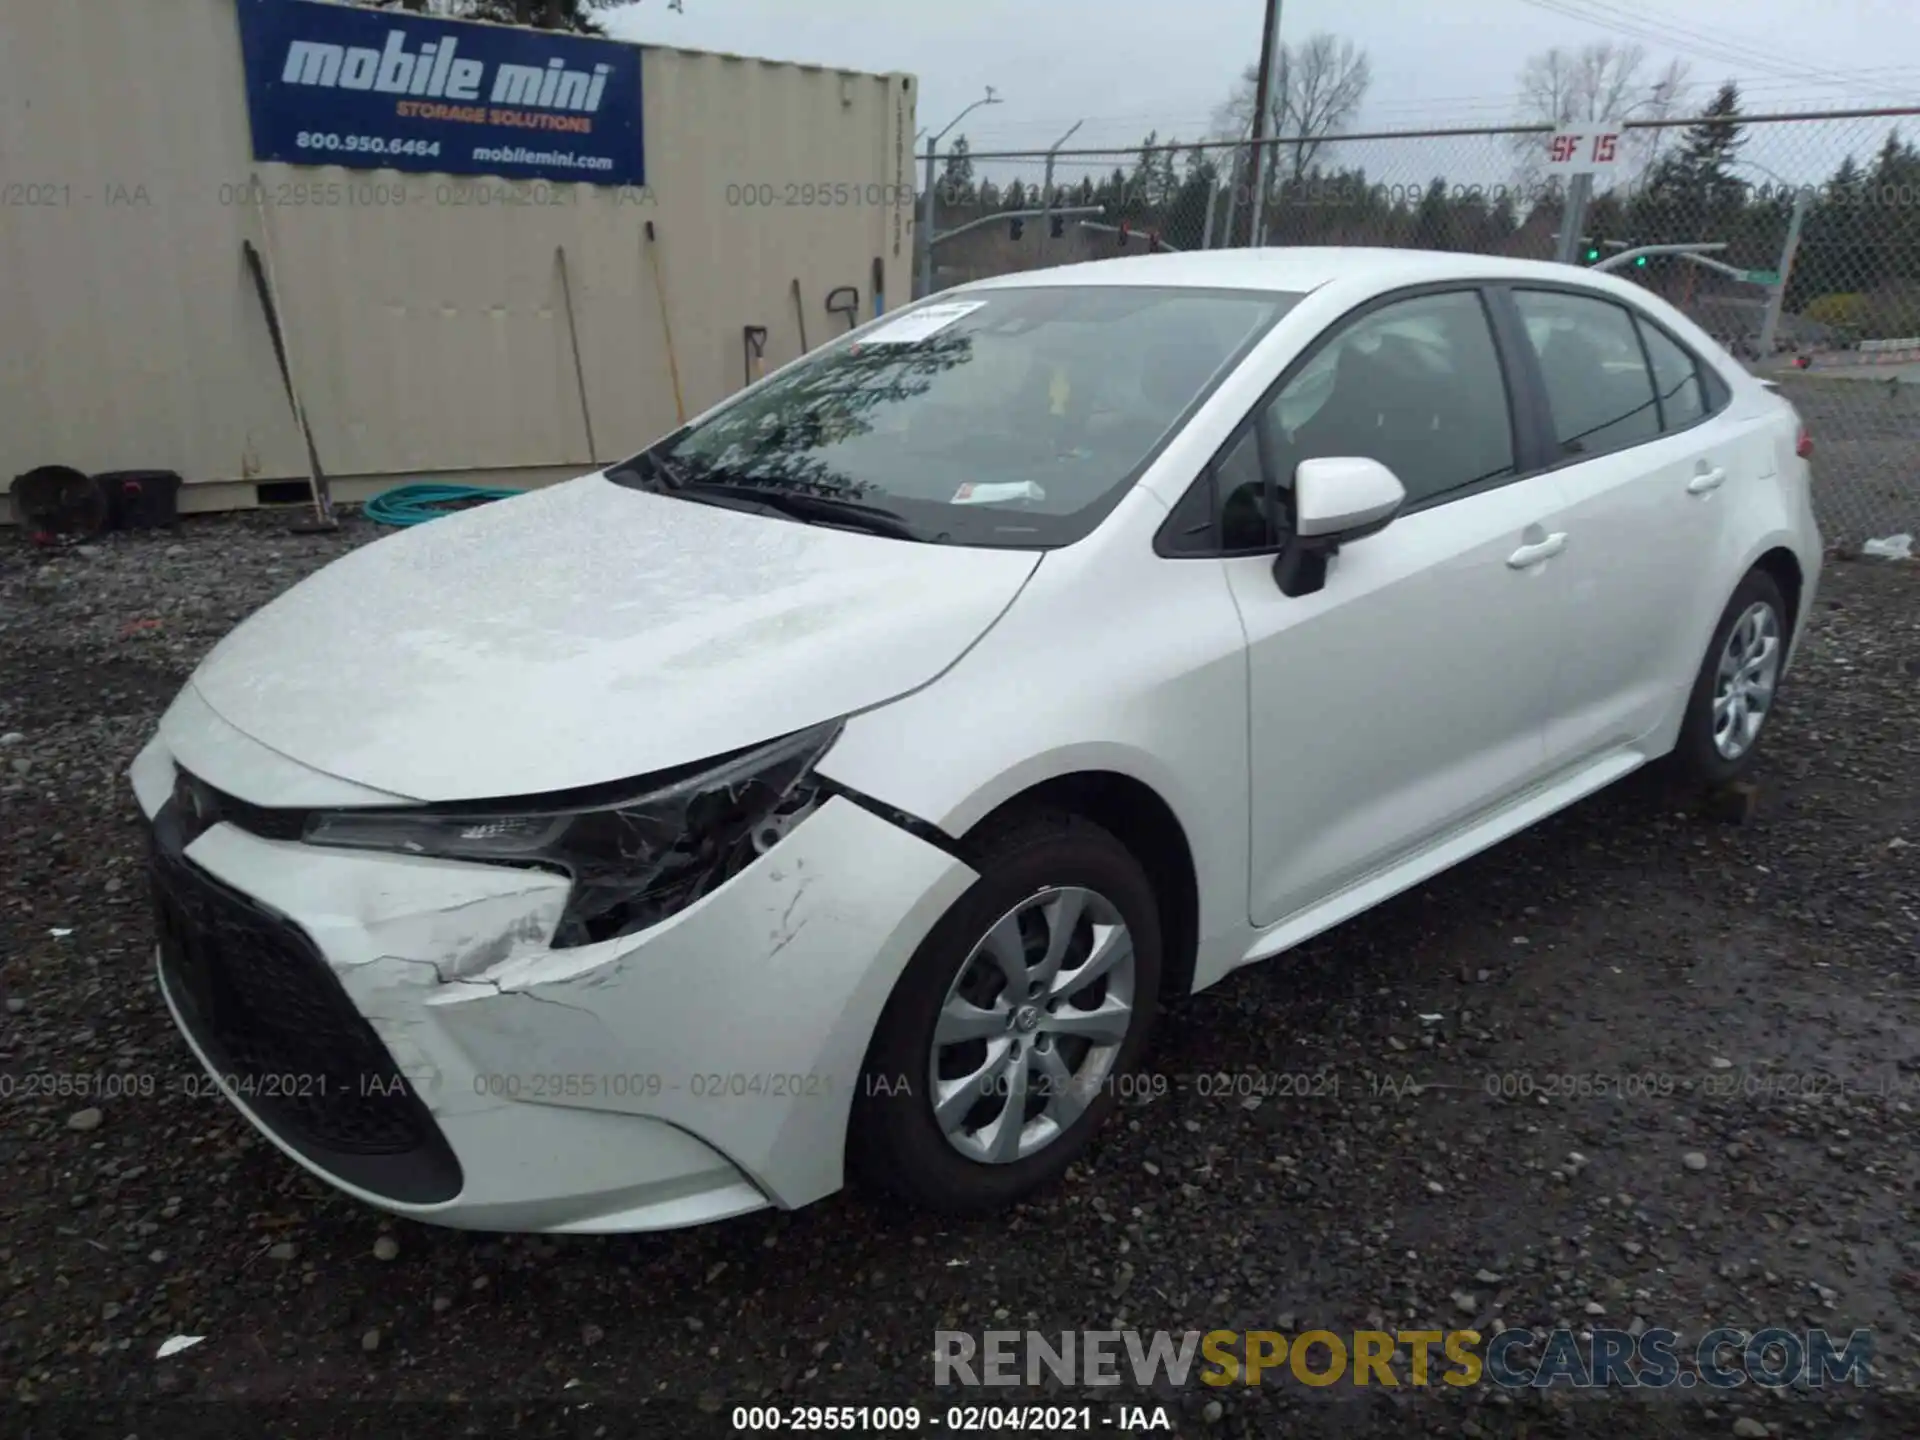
<box><xmin>2</xmin><ymin>510</ymin><xmax>1918</xmax><ymax>1438</ymax></box>
<box><xmin>1769</xmin><ymin>374</ymin><xmax>1920</xmax><ymax>548</ymax></box>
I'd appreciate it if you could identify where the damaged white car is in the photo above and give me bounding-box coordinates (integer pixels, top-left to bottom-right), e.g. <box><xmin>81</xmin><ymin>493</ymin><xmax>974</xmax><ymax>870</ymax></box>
<box><xmin>134</xmin><ymin>248</ymin><xmax>1821</xmax><ymax>1232</ymax></box>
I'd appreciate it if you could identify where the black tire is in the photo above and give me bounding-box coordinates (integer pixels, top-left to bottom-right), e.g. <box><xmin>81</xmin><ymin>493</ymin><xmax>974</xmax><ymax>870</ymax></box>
<box><xmin>849</xmin><ymin>809</ymin><xmax>1163</xmax><ymax>1215</ymax></box>
<box><xmin>1670</xmin><ymin>567</ymin><xmax>1790</xmax><ymax>788</ymax></box>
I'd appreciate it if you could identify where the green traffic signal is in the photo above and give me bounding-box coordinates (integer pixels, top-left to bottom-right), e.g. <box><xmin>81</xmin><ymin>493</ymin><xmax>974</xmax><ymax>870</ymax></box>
<box><xmin>1634</xmin><ymin>255</ymin><xmax>1647</xmax><ymax>267</ymax></box>
<box><xmin>1585</xmin><ymin>247</ymin><xmax>1600</xmax><ymax>262</ymax></box>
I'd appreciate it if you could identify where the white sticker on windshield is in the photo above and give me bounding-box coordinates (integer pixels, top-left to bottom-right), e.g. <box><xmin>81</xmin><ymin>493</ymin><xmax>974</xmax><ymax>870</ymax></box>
<box><xmin>952</xmin><ymin>481</ymin><xmax>1045</xmax><ymax>505</ymax></box>
<box><xmin>858</xmin><ymin>300</ymin><xmax>986</xmax><ymax>346</ymax></box>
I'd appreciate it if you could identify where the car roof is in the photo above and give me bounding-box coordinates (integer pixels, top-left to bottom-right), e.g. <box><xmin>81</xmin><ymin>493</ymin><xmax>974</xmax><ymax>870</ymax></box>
<box><xmin>954</xmin><ymin>246</ymin><xmax>1649</xmax><ymax>302</ymax></box>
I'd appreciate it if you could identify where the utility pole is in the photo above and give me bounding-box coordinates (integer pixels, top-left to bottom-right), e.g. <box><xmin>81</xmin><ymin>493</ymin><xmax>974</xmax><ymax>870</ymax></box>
<box><xmin>1039</xmin><ymin>119</ymin><xmax>1084</xmax><ymax>266</ymax></box>
<box><xmin>1757</xmin><ymin>185</ymin><xmax>1812</xmax><ymax>359</ymax></box>
<box><xmin>918</xmin><ymin>87</ymin><xmax>1002</xmax><ymax>300</ymax></box>
<box><xmin>919</xmin><ymin>143</ymin><xmax>938</xmax><ymax>299</ymax></box>
<box><xmin>1246</xmin><ymin>0</ymin><xmax>1283</xmax><ymax>249</ymax></box>
<box><xmin>1553</xmin><ymin>172</ymin><xmax>1594</xmax><ymax>267</ymax></box>
<box><xmin>1220</xmin><ymin>116</ymin><xmax>1253</xmax><ymax>247</ymax></box>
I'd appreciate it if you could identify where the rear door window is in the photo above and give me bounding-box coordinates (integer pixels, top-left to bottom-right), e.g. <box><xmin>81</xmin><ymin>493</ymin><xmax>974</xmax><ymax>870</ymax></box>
<box><xmin>1513</xmin><ymin>289</ymin><xmax>1661</xmax><ymax>458</ymax></box>
<box><xmin>1636</xmin><ymin>318</ymin><xmax>1708</xmax><ymax>432</ymax></box>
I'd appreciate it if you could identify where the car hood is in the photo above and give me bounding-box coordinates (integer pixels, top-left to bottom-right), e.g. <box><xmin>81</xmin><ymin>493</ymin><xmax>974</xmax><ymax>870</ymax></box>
<box><xmin>186</xmin><ymin>474</ymin><xmax>1041</xmax><ymax>802</ymax></box>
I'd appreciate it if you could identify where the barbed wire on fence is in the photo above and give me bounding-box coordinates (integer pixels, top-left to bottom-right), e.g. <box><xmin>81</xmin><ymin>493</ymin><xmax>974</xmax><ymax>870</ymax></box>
<box><xmin>916</xmin><ymin>107</ymin><xmax>1920</xmax><ymax>543</ymax></box>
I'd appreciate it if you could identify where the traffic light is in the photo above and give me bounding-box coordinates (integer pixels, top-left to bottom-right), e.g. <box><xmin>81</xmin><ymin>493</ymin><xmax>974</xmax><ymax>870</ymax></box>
<box><xmin>1010</xmin><ymin>216</ymin><xmax>1025</xmax><ymax>241</ymax></box>
<box><xmin>1634</xmin><ymin>254</ymin><xmax>1648</xmax><ymax>267</ymax></box>
<box><xmin>1585</xmin><ymin>238</ymin><xmax>1603</xmax><ymax>263</ymax></box>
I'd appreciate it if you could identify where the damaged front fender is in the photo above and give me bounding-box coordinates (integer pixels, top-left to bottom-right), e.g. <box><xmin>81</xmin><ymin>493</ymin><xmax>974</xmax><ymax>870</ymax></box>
<box><xmin>434</xmin><ymin>795</ymin><xmax>976</xmax><ymax>1208</ymax></box>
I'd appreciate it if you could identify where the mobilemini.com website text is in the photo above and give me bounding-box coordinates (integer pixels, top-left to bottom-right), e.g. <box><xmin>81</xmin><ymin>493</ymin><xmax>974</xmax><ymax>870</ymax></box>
<box><xmin>934</xmin><ymin>1326</ymin><xmax>1873</xmax><ymax>1390</ymax></box>
<box><xmin>470</xmin><ymin>145</ymin><xmax>614</xmax><ymax>172</ymax></box>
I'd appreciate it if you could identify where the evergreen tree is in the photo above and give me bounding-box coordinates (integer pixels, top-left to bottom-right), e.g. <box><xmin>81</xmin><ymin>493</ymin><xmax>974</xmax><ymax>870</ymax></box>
<box><xmin>939</xmin><ymin>137</ymin><xmax>976</xmax><ymax>207</ymax></box>
<box><xmin>1864</xmin><ymin>130</ymin><xmax>1920</xmax><ymax>318</ymax></box>
<box><xmin>1129</xmin><ymin>133</ymin><xmax>1163</xmax><ymax>214</ymax></box>
<box><xmin>1154</xmin><ymin>140</ymin><xmax>1181</xmax><ymax>210</ymax></box>
<box><xmin>1674</xmin><ymin>82</ymin><xmax>1751</xmax><ymax>231</ymax></box>
<box><xmin>1168</xmin><ymin>151</ymin><xmax>1220</xmax><ymax>249</ymax></box>
<box><xmin>1412</xmin><ymin>178</ymin><xmax>1453</xmax><ymax>251</ymax></box>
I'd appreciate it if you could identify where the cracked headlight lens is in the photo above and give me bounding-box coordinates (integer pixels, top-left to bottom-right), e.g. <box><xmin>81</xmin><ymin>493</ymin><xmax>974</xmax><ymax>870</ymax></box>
<box><xmin>303</xmin><ymin>721</ymin><xmax>841</xmax><ymax>948</ymax></box>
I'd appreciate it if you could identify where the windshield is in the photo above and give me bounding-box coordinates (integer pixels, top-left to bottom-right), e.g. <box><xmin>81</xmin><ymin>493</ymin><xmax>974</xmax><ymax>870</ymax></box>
<box><xmin>613</xmin><ymin>285</ymin><xmax>1302</xmax><ymax>548</ymax></box>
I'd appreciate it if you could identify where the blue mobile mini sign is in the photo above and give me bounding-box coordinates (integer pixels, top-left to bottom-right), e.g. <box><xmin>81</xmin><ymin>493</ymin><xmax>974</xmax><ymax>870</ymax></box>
<box><xmin>233</xmin><ymin>0</ymin><xmax>645</xmax><ymax>187</ymax></box>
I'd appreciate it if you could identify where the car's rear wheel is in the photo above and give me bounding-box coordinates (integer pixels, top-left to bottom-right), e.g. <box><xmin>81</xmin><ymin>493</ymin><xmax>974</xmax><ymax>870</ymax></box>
<box><xmin>1672</xmin><ymin>568</ymin><xmax>1789</xmax><ymax>788</ymax></box>
<box><xmin>850</xmin><ymin>810</ymin><xmax>1162</xmax><ymax>1214</ymax></box>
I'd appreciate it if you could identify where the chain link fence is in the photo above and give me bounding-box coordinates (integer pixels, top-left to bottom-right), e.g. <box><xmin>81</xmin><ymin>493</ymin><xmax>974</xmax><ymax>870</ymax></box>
<box><xmin>920</xmin><ymin>109</ymin><xmax>1920</xmax><ymax>546</ymax></box>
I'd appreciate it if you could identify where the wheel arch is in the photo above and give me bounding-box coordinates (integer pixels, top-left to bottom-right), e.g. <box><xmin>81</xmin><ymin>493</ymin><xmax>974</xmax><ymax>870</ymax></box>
<box><xmin>955</xmin><ymin>770</ymin><xmax>1202</xmax><ymax>1005</ymax></box>
<box><xmin>1750</xmin><ymin>544</ymin><xmax>1806</xmax><ymax>645</ymax></box>
<box><xmin>1691</xmin><ymin>533</ymin><xmax>1811</xmax><ymax>681</ymax></box>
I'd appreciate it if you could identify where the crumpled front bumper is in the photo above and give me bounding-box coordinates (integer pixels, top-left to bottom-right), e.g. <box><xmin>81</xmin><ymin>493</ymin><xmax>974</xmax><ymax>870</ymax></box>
<box><xmin>131</xmin><ymin>717</ymin><xmax>974</xmax><ymax>1234</ymax></box>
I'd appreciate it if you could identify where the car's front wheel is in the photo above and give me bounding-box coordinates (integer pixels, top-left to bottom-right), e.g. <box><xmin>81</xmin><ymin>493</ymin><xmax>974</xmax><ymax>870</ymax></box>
<box><xmin>1672</xmin><ymin>567</ymin><xmax>1790</xmax><ymax>787</ymax></box>
<box><xmin>850</xmin><ymin>810</ymin><xmax>1162</xmax><ymax>1214</ymax></box>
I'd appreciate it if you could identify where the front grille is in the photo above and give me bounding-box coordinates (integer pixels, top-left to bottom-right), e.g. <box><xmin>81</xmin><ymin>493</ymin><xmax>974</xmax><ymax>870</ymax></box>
<box><xmin>150</xmin><ymin>796</ymin><xmax>462</xmax><ymax>1205</ymax></box>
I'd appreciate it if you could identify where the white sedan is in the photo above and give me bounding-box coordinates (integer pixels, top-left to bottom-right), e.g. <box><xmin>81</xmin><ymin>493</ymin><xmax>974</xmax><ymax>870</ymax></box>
<box><xmin>132</xmin><ymin>247</ymin><xmax>1821</xmax><ymax>1232</ymax></box>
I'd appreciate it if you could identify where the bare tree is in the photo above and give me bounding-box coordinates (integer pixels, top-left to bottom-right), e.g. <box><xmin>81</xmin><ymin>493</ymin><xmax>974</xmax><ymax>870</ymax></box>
<box><xmin>1511</xmin><ymin>41</ymin><xmax>1690</xmax><ymax>186</ymax></box>
<box><xmin>1213</xmin><ymin>32</ymin><xmax>1372</xmax><ymax>186</ymax></box>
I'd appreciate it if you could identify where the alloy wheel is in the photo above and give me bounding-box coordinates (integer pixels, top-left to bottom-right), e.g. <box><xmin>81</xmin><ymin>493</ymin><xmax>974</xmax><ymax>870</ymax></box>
<box><xmin>1712</xmin><ymin>600</ymin><xmax>1782</xmax><ymax>761</ymax></box>
<box><xmin>928</xmin><ymin>886</ymin><xmax>1135</xmax><ymax>1164</ymax></box>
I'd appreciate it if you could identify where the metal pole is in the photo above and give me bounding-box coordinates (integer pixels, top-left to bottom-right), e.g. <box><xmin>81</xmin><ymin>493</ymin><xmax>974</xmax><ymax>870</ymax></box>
<box><xmin>1078</xmin><ymin>220</ymin><xmax>1181</xmax><ymax>252</ymax></box>
<box><xmin>932</xmin><ymin>206</ymin><xmax>1104</xmax><ymax>247</ymax></box>
<box><xmin>247</xmin><ymin>176</ymin><xmax>334</xmax><ymax>529</ymax></box>
<box><xmin>1201</xmin><ymin>178</ymin><xmax>1220</xmax><ymax>250</ymax></box>
<box><xmin>1593</xmin><ymin>241</ymin><xmax>1729</xmax><ymax>273</ymax></box>
<box><xmin>1247</xmin><ymin>0</ymin><xmax>1282</xmax><ymax>249</ymax></box>
<box><xmin>1222</xmin><ymin>150</ymin><xmax>1242</xmax><ymax>247</ymax></box>
<box><xmin>916</xmin><ymin>90</ymin><xmax>1003</xmax><ymax>300</ymax></box>
<box><xmin>1554</xmin><ymin>171</ymin><xmax>1594</xmax><ymax>266</ymax></box>
<box><xmin>555</xmin><ymin>245</ymin><xmax>598</xmax><ymax>458</ymax></box>
<box><xmin>1757</xmin><ymin>186</ymin><xmax>1810</xmax><ymax>358</ymax></box>
<box><xmin>919</xmin><ymin>141</ymin><xmax>937</xmax><ymax>300</ymax></box>
<box><xmin>1220</xmin><ymin>117</ymin><xmax>1253</xmax><ymax>248</ymax></box>
<box><xmin>1039</xmin><ymin>119</ymin><xmax>1083</xmax><ymax>266</ymax></box>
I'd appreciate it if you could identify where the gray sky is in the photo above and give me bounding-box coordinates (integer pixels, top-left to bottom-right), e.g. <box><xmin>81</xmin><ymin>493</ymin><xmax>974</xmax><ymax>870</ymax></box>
<box><xmin>609</xmin><ymin>0</ymin><xmax>1920</xmax><ymax>184</ymax></box>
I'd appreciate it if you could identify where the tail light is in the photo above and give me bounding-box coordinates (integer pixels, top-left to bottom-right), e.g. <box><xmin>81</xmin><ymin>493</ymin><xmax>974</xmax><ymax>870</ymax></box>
<box><xmin>1796</xmin><ymin>424</ymin><xmax>1813</xmax><ymax>459</ymax></box>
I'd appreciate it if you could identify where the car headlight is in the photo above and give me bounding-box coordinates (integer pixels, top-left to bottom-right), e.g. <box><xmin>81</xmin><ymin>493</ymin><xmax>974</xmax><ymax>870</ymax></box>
<box><xmin>303</xmin><ymin>721</ymin><xmax>842</xmax><ymax>949</ymax></box>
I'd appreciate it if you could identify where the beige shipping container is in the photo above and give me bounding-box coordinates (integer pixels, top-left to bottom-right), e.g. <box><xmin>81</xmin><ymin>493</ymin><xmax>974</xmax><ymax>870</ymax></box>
<box><xmin>0</xmin><ymin>0</ymin><xmax>917</xmax><ymax>520</ymax></box>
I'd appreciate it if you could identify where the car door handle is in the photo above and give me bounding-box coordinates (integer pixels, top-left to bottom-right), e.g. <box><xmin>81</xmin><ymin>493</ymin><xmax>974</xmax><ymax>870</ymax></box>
<box><xmin>1687</xmin><ymin>467</ymin><xmax>1727</xmax><ymax>494</ymax></box>
<box><xmin>1507</xmin><ymin>532</ymin><xmax>1568</xmax><ymax>568</ymax></box>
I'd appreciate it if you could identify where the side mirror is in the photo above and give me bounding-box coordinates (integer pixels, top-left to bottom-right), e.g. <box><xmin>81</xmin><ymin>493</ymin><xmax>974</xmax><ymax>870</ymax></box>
<box><xmin>1295</xmin><ymin>456</ymin><xmax>1405</xmax><ymax>539</ymax></box>
<box><xmin>1273</xmin><ymin>456</ymin><xmax>1406</xmax><ymax>597</ymax></box>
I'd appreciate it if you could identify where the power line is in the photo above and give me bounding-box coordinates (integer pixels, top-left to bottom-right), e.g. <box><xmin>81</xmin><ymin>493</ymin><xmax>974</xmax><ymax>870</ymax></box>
<box><xmin>1517</xmin><ymin>0</ymin><xmax>1832</xmax><ymax>85</ymax></box>
<box><xmin>1515</xmin><ymin>0</ymin><xmax>1863</xmax><ymax>93</ymax></box>
<box><xmin>1559</xmin><ymin>0</ymin><xmax>1871</xmax><ymax>92</ymax></box>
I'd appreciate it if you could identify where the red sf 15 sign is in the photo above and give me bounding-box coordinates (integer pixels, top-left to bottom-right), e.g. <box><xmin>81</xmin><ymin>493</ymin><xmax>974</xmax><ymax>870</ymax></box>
<box><xmin>1546</xmin><ymin>127</ymin><xmax>1623</xmax><ymax>173</ymax></box>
